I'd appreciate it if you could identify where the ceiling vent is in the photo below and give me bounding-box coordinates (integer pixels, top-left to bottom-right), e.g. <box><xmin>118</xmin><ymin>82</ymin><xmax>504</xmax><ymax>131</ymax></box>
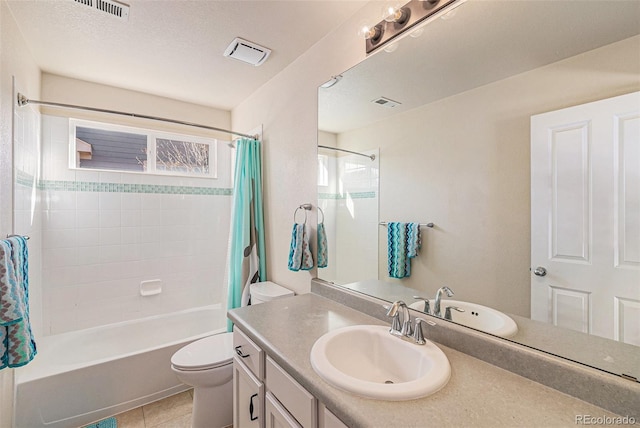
<box><xmin>372</xmin><ymin>97</ymin><xmax>401</xmax><ymax>108</ymax></box>
<box><xmin>73</xmin><ymin>0</ymin><xmax>130</xmax><ymax>21</ymax></box>
<box><xmin>223</xmin><ymin>38</ymin><xmax>271</xmax><ymax>67</ymax></box>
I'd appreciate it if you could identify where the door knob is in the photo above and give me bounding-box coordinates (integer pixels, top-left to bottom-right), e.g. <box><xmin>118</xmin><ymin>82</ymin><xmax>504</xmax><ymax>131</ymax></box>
<box><xmin>533</xmin><ymin>266</ymin><xmax>547</xmax><ymax>277</ymax></box>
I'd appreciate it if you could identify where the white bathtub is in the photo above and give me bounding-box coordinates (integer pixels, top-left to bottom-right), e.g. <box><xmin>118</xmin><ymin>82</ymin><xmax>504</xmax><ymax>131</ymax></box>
<box><xmin>14</xmin><ymin>305</ymin><xmax>226</xmax><ymax>428</ymax></box>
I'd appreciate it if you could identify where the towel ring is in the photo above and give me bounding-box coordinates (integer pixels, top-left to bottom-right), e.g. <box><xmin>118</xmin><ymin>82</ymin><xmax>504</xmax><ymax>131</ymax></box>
<box><xmin>294</xmin><ymin>204</ymin><xmax>312</xmax><ymax>224</ymax></box>
<box><xmin>318</xmin><ymin>207</ymin><xmax>325</xmax><ymax>224</ymax></box>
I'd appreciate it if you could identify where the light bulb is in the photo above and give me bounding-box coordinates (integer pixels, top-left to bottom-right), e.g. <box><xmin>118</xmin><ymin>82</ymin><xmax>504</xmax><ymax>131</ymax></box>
<box><xmin>381</xmin><ymin>3</ymin><xmax>409</xmax><ymax>24</ymax></box>
<box><xmin>357</xmin><ymin>23</ymin><xmax>383</xmax><ymax>41</ymax></box>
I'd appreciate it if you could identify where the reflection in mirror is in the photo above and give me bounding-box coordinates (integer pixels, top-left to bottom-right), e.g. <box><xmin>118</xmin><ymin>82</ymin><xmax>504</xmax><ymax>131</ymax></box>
<box><xmin>317</xmin><ymin>0</ymin><xmax>640</xmax><ymax>380</ymax></box>
<box><xmin>317</xmin><ymin>140</ymin><xmax>379</xmax><ymax>285</ymax></box>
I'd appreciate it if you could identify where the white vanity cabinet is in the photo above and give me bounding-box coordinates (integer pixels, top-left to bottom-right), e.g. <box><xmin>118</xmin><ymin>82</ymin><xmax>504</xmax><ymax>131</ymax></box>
<box><xmin>233</xmin><ymin>327</ymin><xmax>348</xmax><ymax>428</ymax></box>
<box><xmin>233</xmin><ymin>328</ymin><xmax>265</xmax><ymax>427</ymax></box>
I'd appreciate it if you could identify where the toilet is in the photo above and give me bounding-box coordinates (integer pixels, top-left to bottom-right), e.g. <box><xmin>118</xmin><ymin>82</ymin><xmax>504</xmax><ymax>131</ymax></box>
<box><xmin>170</xmin><ymin>281</ymin><xmax>294</xmax><ymax>428</ymax></box>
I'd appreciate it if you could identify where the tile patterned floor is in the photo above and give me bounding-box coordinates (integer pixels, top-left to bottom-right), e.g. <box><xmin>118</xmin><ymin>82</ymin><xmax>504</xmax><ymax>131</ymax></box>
<box><xmin>112</xmin><ymin>390</ymin><xmax>193</xmax><ymax>428</ymax></box>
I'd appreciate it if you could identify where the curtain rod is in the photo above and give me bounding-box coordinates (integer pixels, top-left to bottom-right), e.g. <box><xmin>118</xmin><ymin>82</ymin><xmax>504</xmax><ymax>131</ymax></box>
<box><xmin>318</xmin><ymin>145</ymin><xmax>376</xmax><ymax>161</ymax></box>
<box><xmin>17</xmin><ymin>93</ymin><xmax>259</xmax><ymax>140</ymax></box>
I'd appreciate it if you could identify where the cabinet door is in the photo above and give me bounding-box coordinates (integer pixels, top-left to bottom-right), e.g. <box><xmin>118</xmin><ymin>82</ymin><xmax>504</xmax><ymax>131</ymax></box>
<box><xmin>318</xmin><ymin>403</ymin><xmax>348</xmax><ymax>428</ymax></box>
<box><xmin>266</xmin><ymin>392</ymin><xmax>302</xmax><ymax>428</ymax></box>
<box><xmin>234</xmin><ymin>356</ymin><xmax>264</xmax><ymax>428</ymax></box>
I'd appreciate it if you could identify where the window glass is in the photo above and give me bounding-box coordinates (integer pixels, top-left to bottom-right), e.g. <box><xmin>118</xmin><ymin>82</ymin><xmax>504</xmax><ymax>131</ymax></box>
<box><xmin>156</xmin><ymin>138</ymin><xmax>210</xmax><ymax>175</ymax></box>
<box><xmin>76</xmin><ymin>126</ymin><xmax>147</xmax><ymax>172</ymax></box>
<box><xmin>70</xmin><ymin>119</ymin><xmax>218</xmax><ymax>177</ymax></box>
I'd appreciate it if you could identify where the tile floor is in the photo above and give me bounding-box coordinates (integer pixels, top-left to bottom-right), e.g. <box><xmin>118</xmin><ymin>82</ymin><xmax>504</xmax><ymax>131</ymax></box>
<box><xmin>110</xmin><ymin>390</ymin><xmax>193</xmax><ymax>428</ymax></box>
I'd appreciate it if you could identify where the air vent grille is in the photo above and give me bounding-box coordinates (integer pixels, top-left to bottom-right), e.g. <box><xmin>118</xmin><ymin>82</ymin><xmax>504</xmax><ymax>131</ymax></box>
<box><xmin>73</xmin><ymin>0</ymin><xmax>129</xmax><ymax>21</ymax></box>
<box><xmin>223</xmin><ymin>38</ymin><xmax>271</xmax><ymax>66</ymax></box>
<box><xmin>372</xmin><ymin>97</ymin><xmax>401</xmax><ymax>108</ymax></box>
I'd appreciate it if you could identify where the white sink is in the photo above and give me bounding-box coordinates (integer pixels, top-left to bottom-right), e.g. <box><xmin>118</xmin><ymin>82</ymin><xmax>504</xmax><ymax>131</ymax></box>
<box><xmin>409</xmin><ymin>300</ymin><xmax>518</xmax><ymax>338</ymax></box>
<box><xmin>310</xmin><ymin>325</ymin><xmax>450</xmax><ymax>401</ymax></box>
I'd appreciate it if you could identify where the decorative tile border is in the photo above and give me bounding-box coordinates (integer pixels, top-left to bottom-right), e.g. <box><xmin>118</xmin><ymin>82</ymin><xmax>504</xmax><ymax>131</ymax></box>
<box><xmin>318</xmin><ymin>191</ymin><xmax>377</xmax><ymax>200</ymax></box>
<box><xmin>15</xmin><ymin>170</ymin><xmax>232</xmax><ymax>195</ymax></box>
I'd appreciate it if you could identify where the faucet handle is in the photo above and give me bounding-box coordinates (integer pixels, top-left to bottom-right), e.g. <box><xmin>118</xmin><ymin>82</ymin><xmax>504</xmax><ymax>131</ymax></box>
<box><xmin>384</xmin><ymin>302</ymin><xmax>403</xmax><ymax>334</ymax></box>
<box><xmin>413</xmin><ymin>317</ymin><xmax>437</xmax><ymax>345</ymax></box>
<box><xmin>412</xmin><ymin>296</ymin><xmax>431</xmax><ymax>314</ymax></box>
<box><xmin>444</xmin><ymin>306</ymin><xmax>465</xmax><ymax>321</ymax></box>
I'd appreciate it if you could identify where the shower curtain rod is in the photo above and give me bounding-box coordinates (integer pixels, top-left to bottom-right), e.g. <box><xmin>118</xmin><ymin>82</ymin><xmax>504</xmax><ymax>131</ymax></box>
<box><xmin>318</xmin><ymin>145</ymin><xmax>376</xmax><ymax>161</ymax></box>
<box><xmin>16</xmin><ymin>93</ymin><xmax>259</xmax><ymax>140</ymax></box>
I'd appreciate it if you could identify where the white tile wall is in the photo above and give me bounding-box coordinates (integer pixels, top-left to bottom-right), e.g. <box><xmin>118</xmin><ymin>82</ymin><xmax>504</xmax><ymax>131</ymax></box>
<box><xmin>13</xmin><ymin>105</ymin><xmax>43</xmax><ymax>340</ymax></box>
<box><xmin>40</xmin><ymin>115</ymin><xmax>232</xmax><ymax>334</ymax></box>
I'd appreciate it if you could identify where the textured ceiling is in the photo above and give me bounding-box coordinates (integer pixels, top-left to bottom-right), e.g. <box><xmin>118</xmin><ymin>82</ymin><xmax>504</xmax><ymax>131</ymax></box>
<box><xmin>6</xmin><ymin>0</ymin><xmax>367</xmax><ymax>110</ymax></box>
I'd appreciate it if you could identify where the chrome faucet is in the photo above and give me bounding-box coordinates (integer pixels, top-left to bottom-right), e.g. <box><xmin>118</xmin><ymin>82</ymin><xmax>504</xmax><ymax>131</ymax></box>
<box><xmin>412</xmin><ymin>317</ymin><xmax>437</xmax><ymax>345</ymax></box>
<box><xmin>386</xmin><ymin>301</ymin><xmax>436</xmax><ymax>345</ymax></box>
<box><xmin>412</xmin><ymin>295</ymin><xmax>431</xmax><ymax>315</ymax></box>
<box><xmin>433</xmin><ymin>286</ymin><xmax>454</xmax><ymax>318</ymax></box>
<box><xmin>385</xmin><ymin>300</ymin><xmax>413</xmax><ymax>337</ymax></box>
<box><xmin>444</xmin><ymin>305</ymin><xmax>464</xmax><ymax>321</ymax></box>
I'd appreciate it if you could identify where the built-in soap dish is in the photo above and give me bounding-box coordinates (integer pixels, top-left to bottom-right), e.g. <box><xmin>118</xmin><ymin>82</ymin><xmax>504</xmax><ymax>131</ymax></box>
<box><xmin>140</xmin><ymin>279</ymin><xmax>162</xmax><ymax>296</ymax></box>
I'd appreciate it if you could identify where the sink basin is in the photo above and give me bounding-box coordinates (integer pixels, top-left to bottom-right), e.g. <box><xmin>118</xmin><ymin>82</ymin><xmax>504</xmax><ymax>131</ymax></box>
<box><xmin>409</xmin><ymin>300</ymin><xmax>518</xmax><ymax>338</ymax></box>
<box><xmin>310</xmin><ymin>325</ymin><xmax>450</xmax><ymax>401</ymax></box>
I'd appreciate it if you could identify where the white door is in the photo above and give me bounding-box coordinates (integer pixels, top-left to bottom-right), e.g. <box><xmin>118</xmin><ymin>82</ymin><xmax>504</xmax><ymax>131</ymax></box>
<box><xmin>531</xmin><ymin>91</ymin><xmax>640</xmax><ymax>345</ymax></box>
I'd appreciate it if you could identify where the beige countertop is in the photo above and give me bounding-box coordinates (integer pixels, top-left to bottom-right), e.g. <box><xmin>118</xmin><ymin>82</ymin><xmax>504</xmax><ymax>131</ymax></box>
<box><xmin>228</xmin><ymin>293</ymin><xmax>620</xmax><ymax>428</ymax></box>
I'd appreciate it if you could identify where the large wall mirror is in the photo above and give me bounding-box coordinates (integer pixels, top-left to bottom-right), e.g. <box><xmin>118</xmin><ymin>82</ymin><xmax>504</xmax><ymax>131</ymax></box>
<box><xmin>317</xmin><ymin>0</ymin><xmax>640</xmax><ymax>381</ymax></box>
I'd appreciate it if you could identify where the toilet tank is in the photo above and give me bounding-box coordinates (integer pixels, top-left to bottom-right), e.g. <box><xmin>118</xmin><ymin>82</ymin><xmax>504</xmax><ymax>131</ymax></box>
<box><xmin>250</xmin><ymin>281</ymin><xmax>294</xmax><ymax>305</ymax></box>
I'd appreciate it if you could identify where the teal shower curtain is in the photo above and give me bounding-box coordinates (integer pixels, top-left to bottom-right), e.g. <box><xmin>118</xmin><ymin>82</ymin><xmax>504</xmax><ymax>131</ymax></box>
<box><xmin>227</xmin><ymin>138</ymin><xmax>266</xmax><ymax>331</ymax></box>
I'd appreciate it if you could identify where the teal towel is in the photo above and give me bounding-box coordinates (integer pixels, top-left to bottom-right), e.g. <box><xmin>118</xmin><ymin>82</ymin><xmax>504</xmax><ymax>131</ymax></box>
<box><xmin>0</xmin><ymin>236</ymin><xmax>37</xmax><ymax>369</ymax></box>
<box><xmin>317</xmin><ymin>222</ymin><xmax>328</xmax><ymax>268</ymax></box>
<box><xmin>288</xmin><ymin>223</ymin><xmax>313</xmax><ymax>271</ymax></box>
<box><xmin>387</xmin><ymin>222</ymin><xmax>421</xmax><ymax>278</ymax></box>
<box><xmin>86</xmin><ymin>417</ymin><xmax>117</xmax><ymax>428</ymax></box>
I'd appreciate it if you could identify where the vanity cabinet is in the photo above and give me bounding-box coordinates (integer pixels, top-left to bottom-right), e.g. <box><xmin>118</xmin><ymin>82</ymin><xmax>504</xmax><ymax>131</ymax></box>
<box><xmin>233</xmin><ymin>327</ymin><xmax>347</xmax><ymax>428</ymax></box>
<box><xmin>233</xmin><ymin>328</ymin><xmax>265</xmax><ymax>427</ymax></box>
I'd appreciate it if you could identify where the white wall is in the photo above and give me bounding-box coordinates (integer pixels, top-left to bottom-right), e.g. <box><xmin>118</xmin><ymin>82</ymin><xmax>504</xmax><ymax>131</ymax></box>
<box><xmin>335</xmin><ymin>36</ymin><xmax>640</xmax><ymax>317</ymax></box>
<box><xmin>0</xmin><ymin>1</ymin><xmax>42</xmax><ymax>425</ymax></box>
<box><xmin>231</xmin><ymin>2</ymin><xmax>381</xmax><ymax>295</ymax></box>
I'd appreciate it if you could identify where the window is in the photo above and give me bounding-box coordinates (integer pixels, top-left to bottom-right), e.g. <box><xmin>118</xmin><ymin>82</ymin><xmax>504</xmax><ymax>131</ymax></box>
<box><xmin>70</xmin><ymin>119</ymin><xmax>218</xmax><ymax>177</ymax></box>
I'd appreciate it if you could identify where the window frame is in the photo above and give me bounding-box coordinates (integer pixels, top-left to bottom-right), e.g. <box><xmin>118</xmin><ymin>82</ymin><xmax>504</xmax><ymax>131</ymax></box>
<box><xmin>69</xmin><ymin>118</ymin><xmax>218</xmax><ymax>179</ymax></box>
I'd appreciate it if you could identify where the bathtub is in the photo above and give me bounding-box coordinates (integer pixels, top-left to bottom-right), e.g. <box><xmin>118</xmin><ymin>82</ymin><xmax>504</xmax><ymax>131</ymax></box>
<box><xmin>14</xmin><ymin>305</ymin><xmax>226</xmax><ymax>428</ymax></box>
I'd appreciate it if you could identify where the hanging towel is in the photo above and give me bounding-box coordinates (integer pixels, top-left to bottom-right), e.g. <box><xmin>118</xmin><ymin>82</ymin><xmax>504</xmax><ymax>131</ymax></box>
<box><xmin>387</xmin><ymin>222</ymin><xmax>421</xmax><ymax>279</ymax></box>
<box><xmin>288</xmin><ymin>223</ymin><xmax>314</xmax><ymax>271</ymax></box>
<box><xmin>317</xmin><ymin>222</ymin><xmax>328</xmax><ymax>268</ymax></box>
<box><xmin>0</xmin><ymin>236</ymin><xmax>37</xmax><ymax>369</ymax></box>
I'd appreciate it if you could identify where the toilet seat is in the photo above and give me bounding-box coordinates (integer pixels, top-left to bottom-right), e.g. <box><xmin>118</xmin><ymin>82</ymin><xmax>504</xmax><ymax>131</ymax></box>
<box><xmin>171</xmin><ymin>332</ymin><xmax>234</xmax><ymax>371</ymax></box>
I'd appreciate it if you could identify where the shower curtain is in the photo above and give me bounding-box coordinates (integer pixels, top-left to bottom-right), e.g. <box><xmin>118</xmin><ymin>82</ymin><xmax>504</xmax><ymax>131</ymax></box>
<box><xmin>226</xmin><ymin>138</ymin><xmax>266</xmax><ymax>330</ymax></box>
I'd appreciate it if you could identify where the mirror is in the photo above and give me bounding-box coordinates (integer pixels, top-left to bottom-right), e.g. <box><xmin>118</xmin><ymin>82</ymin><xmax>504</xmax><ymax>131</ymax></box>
<box><xmin>317</xmin><ymin>0</ymin><xmax>640</xmax><ymax>380</ymax></box>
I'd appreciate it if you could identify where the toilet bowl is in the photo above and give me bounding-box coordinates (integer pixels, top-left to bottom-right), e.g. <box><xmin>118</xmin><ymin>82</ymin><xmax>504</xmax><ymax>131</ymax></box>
<box><xmin>171</xmin><ymin>281</ymin><xmax>294</xmax><ymax>427</ymax></box>
<box><xmin>171</xmin><ymin>332</ymin><xmax>234</xmax><ymax>428</ymax></box>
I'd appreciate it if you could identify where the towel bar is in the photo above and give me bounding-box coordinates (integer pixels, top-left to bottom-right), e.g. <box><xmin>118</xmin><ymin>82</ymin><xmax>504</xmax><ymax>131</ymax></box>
<box><xmin>379</xmin><ymin>222</ymin><xmax>434</xmax><ymax>228</ymax></box>
<box><xmin>6</xmin><ymin>234</ymin><xmax>29</xmax><ymax>240</ymax></box>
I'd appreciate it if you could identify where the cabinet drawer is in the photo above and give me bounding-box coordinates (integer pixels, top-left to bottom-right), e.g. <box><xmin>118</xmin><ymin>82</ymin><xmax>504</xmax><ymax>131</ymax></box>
<box><xmin>234</xmin><ymin>327</ymin><xmax>264</xmax><ymax>380</ymax></box>
<box><xmin>266</xmin><ymin>357</ymin><xmax>317</xmax><ymax>428</ymax></box>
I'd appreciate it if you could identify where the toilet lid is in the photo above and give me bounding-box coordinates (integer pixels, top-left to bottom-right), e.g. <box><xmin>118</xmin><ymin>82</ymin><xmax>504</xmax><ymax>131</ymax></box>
<box><xmin>171</xmin><ymin>332</ymin><xmax>234</xmax><ymax>371</ymax></box>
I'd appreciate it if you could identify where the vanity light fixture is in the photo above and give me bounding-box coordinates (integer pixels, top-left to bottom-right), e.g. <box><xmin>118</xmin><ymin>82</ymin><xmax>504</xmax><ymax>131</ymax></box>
<box><xmin>363</xmin><ymin>0</ymin><xmax>463</xmax><ymax>54</ymax></box>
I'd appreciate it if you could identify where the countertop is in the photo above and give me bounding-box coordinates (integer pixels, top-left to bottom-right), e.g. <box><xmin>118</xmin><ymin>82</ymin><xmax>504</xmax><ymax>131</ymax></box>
<box><xmin>228</xmin><ymin>293</ymin><xmax>620</xmax><ymax>428</ymax></box>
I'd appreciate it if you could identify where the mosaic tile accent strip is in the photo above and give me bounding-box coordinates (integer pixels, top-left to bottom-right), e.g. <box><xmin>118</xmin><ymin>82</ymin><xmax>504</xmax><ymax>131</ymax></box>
<box><xmin>41</xmin><ymin>180</ymin><xmax>233</xmax><ymax>195</ymax></box>
<box><xmin>318</xmin><ymin>191</ymin><xmax>377</xmax><ymax>200</ymax></box>
<box><xmin>15</xmin><ymin>170</ymin><xmax>232</xmax><ymax>195</ymax></box>
<box><xmin>16</xmin><ymin>170</ymin><xmax>37</xmax><ymax>188</ymax></box>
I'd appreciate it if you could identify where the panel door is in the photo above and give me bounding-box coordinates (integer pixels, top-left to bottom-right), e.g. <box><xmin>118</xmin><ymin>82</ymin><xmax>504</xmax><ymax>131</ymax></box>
<box><xmin>531</xmin><ymin>91</ymin><xmax>640</xmax><ymax>345</ymax></box>
<box><xmin>265</xmin><ymin>392</ymin><xmax>303</xmax><ymax>428</ymax></box>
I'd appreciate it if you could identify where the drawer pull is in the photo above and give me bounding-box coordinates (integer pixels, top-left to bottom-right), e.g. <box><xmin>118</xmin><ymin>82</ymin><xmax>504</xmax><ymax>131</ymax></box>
<box><xmin>235</xmin><ymin>345</ymin><xmax>250</xmax><ymax>358</ymax></box>
<box><xmin>249</xmin><ymin>393</ymin><xmax>259</xmax><ymax>421</ymax></box>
